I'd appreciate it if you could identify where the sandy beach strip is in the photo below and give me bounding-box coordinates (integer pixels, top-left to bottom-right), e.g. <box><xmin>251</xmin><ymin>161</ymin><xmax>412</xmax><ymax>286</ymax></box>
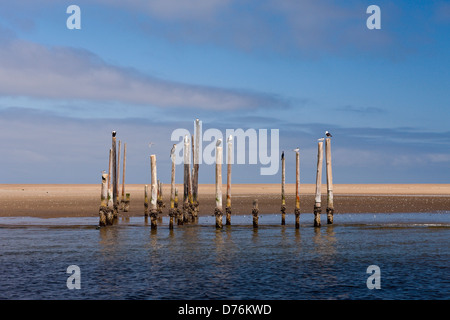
<box><xmin>0</xmin><ymin>184</ymin><xmax>449</xmax><ymax>218</ymax></box>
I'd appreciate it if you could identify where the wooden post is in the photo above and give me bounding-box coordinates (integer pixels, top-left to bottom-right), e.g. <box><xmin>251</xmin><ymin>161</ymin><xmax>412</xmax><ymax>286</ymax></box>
<box><xmin>325</xmin><ymin>138</ymin><xmax>334</xmax><ymax>224</ymax></box>
<box><xmin>99</xmin><ymin>172</ymin><xmax>108</xmax><ymax>227</ymax></box>
<box><xmin>215</xmin><ymin>139</ymin><xmax>223</xmax><ymax>229</ymax></box>
<box><xmin>111</xmin><ymin>131</ymin><xmax>118</xmax><ymax>218</ymax></box>
<box><xmin>169</xmin><ymin>144</ymin><xmax>176</xmax><ymax>229</ymax></box>
<box><xmin>157</xmin><ymin>179</ymin><xmax>164</xmax><ymax>217</ymax></box>
<box><xmin>144</xmin><ymin>185</ymin><xmax>149</xmax><ymax>216</ymax></box>
<box><xmin>175</xmin><ymin>187</ymin><xmax>182</xmax><ymax>225</ymax></box>
<box><xmin>193</xmin><ymin>119</ymin><xmax>200</xmax><ymax>216</ymax></box>
<box><xmin>150</xmin><ymin>154</ymin><xmax>158</xmax><ymax>229</ymax></box>
<box><xmin>252</xmin><ymin>199</ymin><xmax>259</xmax><ymax>228</ymax></box>
<box><xmin>124</xmin><ymin>193</ymin><xmax>130</xmax><ymax>212</ymax></box>
<box><xmin>107</xmin><ymin>148</ymin><xmax>112</xmax><ymax>192</ymax></box>
<box><xmin>121</xmin><ymin>143</ymin><xmax>127</xmax><ymax>210</ymax></box>
<box><xmin>295</xmin><ymin>149</ymin><xmax>300</xmax><ymax>229</ymax></box>
<box><xmin>116</xmin><ymin>140</ymin><xmax>121</xmax><ymax>208</ymax></box>
<box><xmin>183</xmin><ymin>135</ymin><xmax>190</xmax><ymax>223</ymax></box>
<box><xmin>281</xmin><ymin>151</ymin><xmax>286</xmax><ymax>225</ymax></box>
<box><xmin>314</xmin><ymin>140</ymin><xmax>324</xmax><ymax>227</ymax></box>
<box><xmin>225</xmin><ymin>135</ymin><xmax>232</xmax><ymax>225</ymax></box>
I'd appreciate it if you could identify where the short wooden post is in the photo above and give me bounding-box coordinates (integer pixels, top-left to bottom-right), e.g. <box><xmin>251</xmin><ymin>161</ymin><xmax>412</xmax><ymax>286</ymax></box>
<box><xmin>294</xmin><ymin>149</ymin><xmax>300</xmax><ymax>229</ymax></box>
<box><xmin>112</xmin><ymin>131</ymin><xmax>118</xmax><ymax>218</ymax></box>
<box><xmin>121</xmin><ymin>142</ymin><xmax>127</xmax><ymax>210</ymax></box>
<box><xmin>99</xmin><ymin>172</ymin><xmax>108</xmax><ymax>227</ymax></box>
<box><xmin>183</xmin><ymin>135</ymin><xmax>191</xmax><ymax>223</ymax></box>
<box><xmin>169</xmin><ymin>144</ymin><xmax>176</xmax><ymax>229</ymax></box>
<box><xmin>281</xmin><ymin>151</ymin><xmax>286</xmax><ymax>225</ymax></box>
<box><xmin>193</xmin><ymin>119</ymin><xmax>200</xmax><ymax>217</ymax></box>
<box><xmin>150</xmin><ymin>154</ymin><xmax>158</xmax><ymax>229</ymax></box>
<box><xmin>144</xmin><ymin>185</ymin><xmax>149</xmax><ymax>216</ymax></box>
<box><xmin>215</xmin><ymin>139</ymin><xmax>223</xmax><ymax>229</ymax></box>
<box><xmin>252</xmin><ymin>199</ymin><xmax>259</xmax><ymax>228</ymax></box>
<box><xmin>106</xmin><ymin>188</ymin><xmax>114</xmax><ymax>225</ymax></box>
<box><xmin>314</xmin><ymin>140</ymin><xmax>324</xmax><ymax>227</ymax></box>
<box><xmin>124</xmin><ymin>193</ymin><xmax>130</xmax><ymax>212</ymax></box>
<box><xmin>325</xmin><ymin>138</ymin><xmax>334</xmax><ymax>224</ymax></box>
<box><xmin>225</xmin><ymin>135</ymin><xmax>232</xmax><ymax>225</ymax></box>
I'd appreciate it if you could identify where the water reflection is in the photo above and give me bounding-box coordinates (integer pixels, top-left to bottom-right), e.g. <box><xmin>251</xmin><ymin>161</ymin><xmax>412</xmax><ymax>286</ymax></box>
<box><xmin>0</xmin><ymin>213</ymin><xmax>447</xmax><ymax>299</ymax></box>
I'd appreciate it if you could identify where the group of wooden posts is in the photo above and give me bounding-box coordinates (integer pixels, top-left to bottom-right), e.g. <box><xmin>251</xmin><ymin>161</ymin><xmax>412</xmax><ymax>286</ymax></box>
<box><xmin>98</xmin><ymin>124</ymin><xmax>335</xmax><ymax>229</ymax></box>
<box><xmin>98</xmin><ymin>131</ymin><xmax>129</xmax><ymax>226</ymax></box>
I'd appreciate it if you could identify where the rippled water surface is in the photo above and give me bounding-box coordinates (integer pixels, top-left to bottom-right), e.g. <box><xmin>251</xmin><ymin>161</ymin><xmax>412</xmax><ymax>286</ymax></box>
<box><xmin>0</xmin><ymin>213</ymin><xmax>449</xmax><ymax>300</ymax></box>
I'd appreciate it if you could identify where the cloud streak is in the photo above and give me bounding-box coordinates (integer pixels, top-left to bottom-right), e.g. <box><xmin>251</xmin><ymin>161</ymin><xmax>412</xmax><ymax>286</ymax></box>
<box><xmin>0</xmin><ymin>38</ymin><xmax>287</xmax><ymax>110</ymax></box>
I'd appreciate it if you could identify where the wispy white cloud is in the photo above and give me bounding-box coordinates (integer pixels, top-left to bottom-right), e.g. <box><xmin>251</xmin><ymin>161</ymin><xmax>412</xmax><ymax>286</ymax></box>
<box><xmin>0</xmin><ymin>39</ymin><xmax>287</xmax><ymax>110</ymax></box>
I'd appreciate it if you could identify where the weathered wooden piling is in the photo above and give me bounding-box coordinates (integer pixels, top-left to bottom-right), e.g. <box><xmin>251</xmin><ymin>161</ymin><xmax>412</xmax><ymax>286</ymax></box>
<box><xmin>124</xmin><ymin>193</ymin><xmax>130</xmax><ymax>212</ymax></box>
<box><xmin>150</xmin><ymin>154</ymin><xmax>158</xmax><ymax>229</ymax></box>
<box><xmin>192</xmin><ymin>119</ymin><xmax>200</xmax><ymax>216</ymax></box>
<box><xmin>314</xmin><ymin>140</ymin><xmax>324</xmax><ymax>227</ymax></box>
<box><xmin>144</xmin><ymin>185</ymin><xmax>149</xmax><ymax>216</ymax></box>
<box><xmin>116</xmin><ymin>140</ymin><xmax>121</xmax><ymax>208</ymax></box>
<box><xmin>183</xmin><ymin>135</ymin><xmax>191</xmax><ymax>223</ymax></box>
<box><xmin>325</xmin><ymin>138</ymin><xmax>334</xmax><ymax>224</ymax></box>
<box><xmin>295</xmin><ymin>149</ymin><xmax>300</xmax><ymax>229</ymax></box>
<box><xmin>281</xmin><ymin>151</ymin><xmax>286</xmax><ymax>225</ymax></box>
<box><xmin>111</xmin><ymin>131</ymin><xmax>118</xmax><ymax>218</ymax></box>
<box><xmin>99</xmin><ymin>172</ymin><xmax>108</xmax><ymax>227</ymax></box>
<box><xmin>226</xmin><ymin>135</ymin><xmax>232</xmax><ymax>225</ymax></box>
<box><xmin>252</xmin><ymin>199</ymin><xmax>259</xmax><ymax>228</ymax></box>
<box><xmin>169</xmin><ymin>144</ymin><xmax>176</xmax><ymax>229</ymax></box>
<box><xmin>175</xmin><ymin>187</ymin><xmax>183</xmax><ymax>225</ymax></box>
<box><xmin>157</xmin><ymin>180</ymin><xmax>164</xmax><ymax>217</ymax></box>
<box><xmin>121</xmin><ymin>142</ymin><xmax>127</xmax><ymax>210</ymax></box>
<box><xmin>107</xmin><ymin>148</ymin><xmax>112</xmax><ymax>191</ymax></box>
<box><xmin>215</xmin><ymin>139</ymin><xmax>223</xmax><ymax>229</ymax></box>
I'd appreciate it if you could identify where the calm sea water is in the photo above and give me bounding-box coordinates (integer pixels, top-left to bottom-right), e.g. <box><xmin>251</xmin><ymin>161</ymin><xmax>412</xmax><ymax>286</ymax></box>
<box><xmin>0</xmin><ymin>213</ymin><xmax>448</xmax><ymax>300</ymax></box>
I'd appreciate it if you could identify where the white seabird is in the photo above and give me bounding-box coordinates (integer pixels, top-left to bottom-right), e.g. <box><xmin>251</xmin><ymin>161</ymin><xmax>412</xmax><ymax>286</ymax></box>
<box><xmin>325</xmin><ymin>131</ymin><xmax>332</xmax><ymax>137</ymax></box>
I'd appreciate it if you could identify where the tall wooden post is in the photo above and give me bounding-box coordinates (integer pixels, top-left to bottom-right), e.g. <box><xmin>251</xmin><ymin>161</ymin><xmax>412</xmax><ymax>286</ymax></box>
<box><xmin>116</xmin><ymin>140</ymin><xmax>121</xmax><ymax>208</ymax></box>
<box><xmin>281</xmin><ymin>151</ymin><xmax>286</xmax><ymax>225</ymax></box>
<box><xmin>99</xmin><ymin>172</ymin><xmax>108</xmax><ymax>227</ymax></box>
<box><xmin>183</xmin><ymin>135</ymin><xmax>191</xmax><ymax>223</ymax></box>
<box><xmin>111</xmin><ymin>131</ymin><xmax>118</xmax><ymax>218</ymax></box>
<box><xmin>225</xmin><ymin>135</ymin><xmax>232</xmax><ymax>225</ymax></box>
<box><xmin>215</xmin><ymin>139</ymin><xmax>223</xmax><ymax>229</ymax></box>
<box><xmin>150</xmin><ymin>154</ymin><xmax>158</xmax><ymax>229</ymax></box>
<box><xmin>294</xmin><ymin>149</ymin><xmax>300</xmax><ymax>229</ymax></box>
<box><xmin>175</xmin><ymin>187</ymin><xmax>182</xmax><ymax>225</ymax></box>
<box><xmin>107</xmin><ymin>148</ymin><xmax>112</xmax><ymax>192</ymax></box>
<box><xmin>314</xmin><ymin>140</ymin><xmax>324</xmax><ymax>227</ymax></box>
<box><xmin>252</xmin><ymin>199</ymin><xmax>259</xmax><ymax>228</ymax></box>
<box><xmin>193</xmin><ymin>119</ymin><xmax>200</xmax><ymax>216</ymax></box>
<box><xmin>121</xmin><ymin>143</ymin><xmax>127</xmax><ymax>210</ymax></box>
<box><xmin>169</xmin><ymin>144</ymin><xmax>176</xmax><ymax>229</ymax></box>
<box><xmin>325</xmin><ymin>138</ymin><xmax>334</xmax><ymax>224</ymax></box>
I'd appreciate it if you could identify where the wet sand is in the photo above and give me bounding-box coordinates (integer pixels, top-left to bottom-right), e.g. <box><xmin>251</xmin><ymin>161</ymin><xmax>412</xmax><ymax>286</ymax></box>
<box><xmin>0</xmin><ymin>184</ymin><xmax>449</xmax><ymax>218</ymax></box>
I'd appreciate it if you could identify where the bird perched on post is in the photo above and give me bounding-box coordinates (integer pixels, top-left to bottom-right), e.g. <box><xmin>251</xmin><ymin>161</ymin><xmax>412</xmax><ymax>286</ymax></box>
<box><xmin>318</xmin><ymin>138</ymin><xmax>324</xmax><ymax>141</ymax></box>
<box><xmin>112</xmin><ymin>131</ymin><xmax>116</xmax><ymax>137</ymax></box>
<box><xmin>325</xmin><ymin>131</ymin><xmax>332</xmax><ymax>137</ymax></box>
<box><xmin>293</xmin><ymin>147</ymin><xmax>299</xmax><ymax>153</ymax></box>
<box><xmin>216</xmin><ymin>139</ymin><xmax>222</xmax><ymax>147</ymax></box>
<box><xmin>281</xmin><ymin>151</ymin><xmax>284</xmax><ymax>160</ymax></box>
<box><xmin>170</xmin><ymin>144</ymin><xmax>176</xmax><ymax>158</ymax></box>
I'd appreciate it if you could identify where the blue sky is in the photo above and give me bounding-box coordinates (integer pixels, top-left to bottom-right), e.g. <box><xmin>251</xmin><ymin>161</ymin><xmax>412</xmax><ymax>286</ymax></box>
<box><xmin>0</xmin><ymin>0</ymin><xmax>449</xmax><ymax>184</ymax></box>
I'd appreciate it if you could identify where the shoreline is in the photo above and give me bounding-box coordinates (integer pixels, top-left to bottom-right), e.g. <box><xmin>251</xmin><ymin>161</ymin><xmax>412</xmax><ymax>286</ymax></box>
<box><xmin>0</xmin><ymin>184</ymin><xmax>449</xmax><ymax>218</ymax></box>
